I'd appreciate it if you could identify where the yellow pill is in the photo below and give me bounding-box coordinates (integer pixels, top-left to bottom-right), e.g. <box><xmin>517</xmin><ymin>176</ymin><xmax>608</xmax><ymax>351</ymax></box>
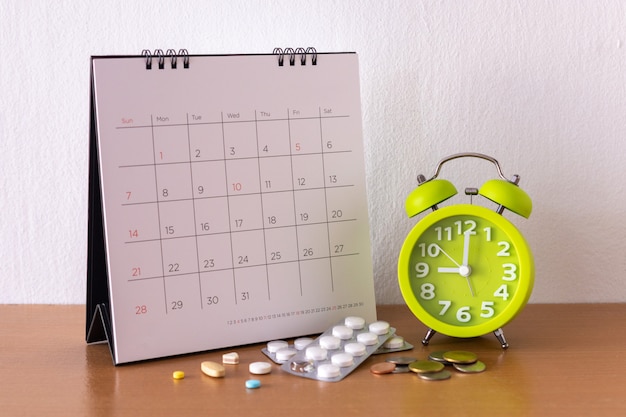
<box><xmin>172</xmin><ymin>371</ymin><xmax>185</xmax><ymax>380</ymax></box>
<box><xmin>201</xmin><ymin>361</ymin><xmax>226</xmax><ymax>378</ymax></box>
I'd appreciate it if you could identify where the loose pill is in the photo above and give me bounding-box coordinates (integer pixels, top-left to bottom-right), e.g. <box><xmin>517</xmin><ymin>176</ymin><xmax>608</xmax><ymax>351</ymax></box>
<box><xmin>305</xmin><ymin>346</ymin><xmax>328</xmax><ymax>361</ymax></box>
<box><xmin>249</xmin><ymin>361</ymin><xmax>272</xmax><ymax>375</ymax></box>
<box><xmin>172</xmin><ymin>370</ymin><xmax>185</xmax><ymax>380</ymax></box>
<box><xmin>294</xmin><ymin>337</ymin><xmax>314</xmax><ymax>350</ymax></box>
<box><xmin>356</xmin><ymin>332</ymin><xmax>378</xmax><ymax>346</ymax></box>
<box><xmin>222</xmin><ymin>352</ymin><xmax>240</xmax><ymax>365</ymax></box>
<box><xmin>344</xmin><ymin>316</ymin><xmax>366</xmax><ymax>330</ymax></box>
<box><xmin>245</xmin><ymin>379</ymin><xmax>261</xmax><ymax>389</ymax></box>
<box><xmin>317</xmin><ymin>364</ymin><xmax>341</xmax><ymax>379</ymax></box>
<box><xmin>344</xmin><ymin>342</ymin><xmax>367</xmax><ymax>356</ymax></box>
<box><xmin>201</xmin><ymin>361</ymin><xmax>226</xmax><ymax>378</ymax></box>
<box><xmin>332</xmin><ymin>325</ymin><xmax>354</xmax><ymax>340</ymax></box>
<box><xmin>369</xmin><ymin>321</ymin><xmax>390</xmax><ymax>335</ymax></box>
<box><xmin>267</xmin><ymin>340</ymin><xmax>289</xmax><ymax>353</ymax></box>
<box><xmin>319</xmin><ymin>335</ymin><xmax>341</xmax><ymax>350</ymax></box>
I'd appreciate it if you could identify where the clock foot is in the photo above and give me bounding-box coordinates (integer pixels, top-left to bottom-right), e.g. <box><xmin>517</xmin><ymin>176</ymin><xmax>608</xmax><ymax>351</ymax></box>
<box><xmin>422</xmin><ymin>328</ymin><xmax>436</xmax><ymax>346</ymax></box>
<box><xmin>493</xmin><ymin>328</ymin><xmax>509</xmax><ymax>349</ymax></box>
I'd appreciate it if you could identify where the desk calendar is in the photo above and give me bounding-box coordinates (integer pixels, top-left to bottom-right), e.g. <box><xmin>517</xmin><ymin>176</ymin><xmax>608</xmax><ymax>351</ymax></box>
<box><xmin>86</xmin><ymin>49</ymin><xmax>377</xmax><ymax>364</ymax></box>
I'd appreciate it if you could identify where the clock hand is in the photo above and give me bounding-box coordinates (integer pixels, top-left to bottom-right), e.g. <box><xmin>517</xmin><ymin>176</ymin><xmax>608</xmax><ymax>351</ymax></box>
<box><xmin>462</xmin><ymin>231</ymin><xmax>470</xmax><ymax>267</ymax></box>
<box><xmin>460</xmin><ymin>231</ymin><xmax>476</xmax><ymax>296</ymax></box>
<box><xmin>433</xmin><ymin>244</ymin><xmax>461</xmax><ymax>268</ymax></box>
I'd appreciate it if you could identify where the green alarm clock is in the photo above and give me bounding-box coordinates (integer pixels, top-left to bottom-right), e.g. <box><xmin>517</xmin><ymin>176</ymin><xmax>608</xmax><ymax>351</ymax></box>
<box><xmin>398</xmin><ymin>153</ymin><xmax>534</xmax><ymax>348</ymax></box>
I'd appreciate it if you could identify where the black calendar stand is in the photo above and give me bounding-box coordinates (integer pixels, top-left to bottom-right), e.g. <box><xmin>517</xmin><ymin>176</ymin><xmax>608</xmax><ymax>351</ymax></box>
<box><xmin>85</xmin><ymin>74</ymin><xmax>117</xmax><ymax>363</ymax></box>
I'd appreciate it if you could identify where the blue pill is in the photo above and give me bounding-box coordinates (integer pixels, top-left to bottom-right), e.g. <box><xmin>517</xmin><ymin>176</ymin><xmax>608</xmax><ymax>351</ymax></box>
<box><xmin>246</xmin><ymin>379</ymin><xmax>261</xmax><ymax>389</ymax></box>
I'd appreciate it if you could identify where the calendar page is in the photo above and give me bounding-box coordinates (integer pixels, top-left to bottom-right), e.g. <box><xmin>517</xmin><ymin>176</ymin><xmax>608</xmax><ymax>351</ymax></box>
<box><xmin>90</xmin><ymin>51</ymin><xmax>376</xmax><ymax>364</ymax></box>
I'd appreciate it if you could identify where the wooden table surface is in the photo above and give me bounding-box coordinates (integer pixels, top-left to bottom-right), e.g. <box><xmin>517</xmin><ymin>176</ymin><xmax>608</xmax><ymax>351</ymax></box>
<box><xmin>1</xmin><ymin>303</ymin><xmax>625</xmax><ymax>416</ymax></box>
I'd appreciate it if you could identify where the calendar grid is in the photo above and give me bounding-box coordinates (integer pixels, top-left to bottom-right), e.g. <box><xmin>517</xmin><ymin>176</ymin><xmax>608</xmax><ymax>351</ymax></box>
<box><xmin>119</xmin><ymin>109</ymin><xmax>362</xmax><ymax>313</ymax></box>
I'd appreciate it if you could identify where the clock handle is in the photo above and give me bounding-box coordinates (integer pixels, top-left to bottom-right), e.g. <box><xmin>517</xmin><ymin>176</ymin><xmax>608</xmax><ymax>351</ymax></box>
<box><xmin>427</xmin><ymin>152</ymin><xmax>512</xmax><ymax>183</ymax></box>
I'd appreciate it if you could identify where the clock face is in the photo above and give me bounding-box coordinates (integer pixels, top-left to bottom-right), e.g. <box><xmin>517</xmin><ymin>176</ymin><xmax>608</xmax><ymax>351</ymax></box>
<box><xmin>398</xmin><ymin>204</ymin><xmax>534</xmax><ymax>338</ymax></box>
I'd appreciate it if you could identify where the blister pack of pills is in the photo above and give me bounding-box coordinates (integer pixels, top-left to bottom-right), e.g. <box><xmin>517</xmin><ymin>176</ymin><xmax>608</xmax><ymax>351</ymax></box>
<box><xmin>278</xmin><ymin>317</ymin><xmax>397</xmax><ymax>382</ymax></box>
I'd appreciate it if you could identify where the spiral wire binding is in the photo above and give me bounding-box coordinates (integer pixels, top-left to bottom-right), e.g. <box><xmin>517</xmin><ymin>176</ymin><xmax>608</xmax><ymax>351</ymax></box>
<box><xmin>141</xmin><ymin>49</ymin><xmax>190</xmax><ymax>70</ymax></box>
<box><xmin>273</xmin><ymin>47</ymin><xmax>317</xmax><ymax>67</ymax></box>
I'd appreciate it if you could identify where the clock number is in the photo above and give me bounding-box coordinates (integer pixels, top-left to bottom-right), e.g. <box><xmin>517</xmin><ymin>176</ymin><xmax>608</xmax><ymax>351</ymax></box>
<box><xmin>484</xmin><ymin>227</ymin><xmax>492</xmax><ymax>241</ymax></box>
<box><xmin>415</xmin><ymin>262</ymin><xmax>430</xmax><ymax>278</ymax></box>
<box><xmin>494</xmin><ymin>284</ymin><xmax>509</xmax><ymax>300</ymax></box>
<box><xmin>497</xmin><ymin>241</ymin><xmax>511</xmax><ymax>257</ymax></box>
<box><xmin>420</xmin><ymin>283</ymin><xmax>435</xmax><ymax>300</ymax></box>
<box><xmin>502</xmin><ymin>263</ymin><xmax>517</xmax><ymax>281</ymax></box>
<box><xmin>456</xmin><ymin>306</ymin><xmax>471</xmax><ymax>323</ymax></box>
<box><xmin>417</xmin><ymin>243</ymin><xmax>439</xmax><ymax>258</ymax></box>
<box><xmin>435</xmin><ymin>227</ymin><xmax>452</xmax><ymax>241</ymax></box>
<box><xmin>480</xmin><ymin>301</ymin><xmax>495</xmax><ymax>318</ymax></box>
<box><xmin>455</xmin><ymin>220</ymin><xmax>477</xmax><ymax>235</ymax></box>
<box><xmin>438</xmin><ymin>300</ymin><xmax>452</xmax><ymax>316</ymax></box>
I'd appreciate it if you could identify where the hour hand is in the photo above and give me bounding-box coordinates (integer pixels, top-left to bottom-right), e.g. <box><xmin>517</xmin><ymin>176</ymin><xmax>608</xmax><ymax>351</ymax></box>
<box><xmin>437</xmin><ymin>267</ymin><xmax>460</xmax><ymax>273</ymax></box>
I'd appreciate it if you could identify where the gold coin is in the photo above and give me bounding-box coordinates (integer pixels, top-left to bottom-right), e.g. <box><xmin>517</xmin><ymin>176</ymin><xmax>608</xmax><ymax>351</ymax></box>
<box><xmin>370</xmin><ymin>362</ymin><xmax>396</xmax><ymax>375</ymax></box>
<box><xmin>408</xmin><ymin>360</ymin><xmax>445</xmax><ymax>374</ymax></box>
<box><xmin>417</xmin><ymin>370</ymin><xmax>451</xmax><ymax>381</ymax></box>
<box><xmin>453</xmin><ymin>360</ymin><xmax>486</xmax><ymax>373</ymax></box>
<box><xmin>442</xmin><ymin>350</ymin><xmax>478</xmax><ymax>364</ymax></box>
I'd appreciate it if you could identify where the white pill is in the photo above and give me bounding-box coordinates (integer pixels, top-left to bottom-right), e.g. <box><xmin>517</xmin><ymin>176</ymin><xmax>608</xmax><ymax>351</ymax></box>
<box><xmin>294</xmin><ymin>337</ymin><xmax>314</xmax><ymax>350</ymax></box>
<box><xmin>331</xmin><ymin>352</ymin><xmax>354</xmax><ymax>367</ymax></box>
<box><xmin>222</xmin><ymin>352</ymin><xmax>239</xmax><ymax>365</ymax></box>
<box><xmin>317</xmin><ymin>364</ymin><xmax>341</xmax><ymax>379</ymax></box>
<box><xmin>344</xmin><ymin>316</ymin><xmax>366</xmax><ymax>330</ymax></box>
<box><xmin>319</xmin><ymin>335</ymin><xmax>341</xmax><ymax>350</ymax></box>
<box><xmin>383</xmin><ymin>336</ymin><xmax>405</xmax><ymax>349</ymax></box>
<box><xmin>369</xmin><ymin>321</ymin><xmax>390</xmax><ymax>335</ymax></box>
<box><xmin>344</xmin><ymin>342</ymin><xmax>367</xmax><ymax>356</ymax></box>
<box><xmin>332</xmin><ymin>325</ymin><xmax>354</xmax><ymax>340</ymax></box>
<box><xmin>267</xmin><ymin>340</ymin><xmax>288</xmax><ymax>353</ymax></box>
<box><xmin>357</xmin><ymin>332</ymin><xmax>379</xmax><ymax>346</ymax></box>
<box><xmin>249</xmin><ymin>361</ymin><xmax>272</xmax><ymax>375</ymax></box>
<box><xmin>305</xmin><ymin>346</ymin><xmax>328</xmax><ymax>361</ymax></box>
<box><xmin>275</xmin><ymin>348</ymin><xmax>297</xmax><ymax>362</ymax></box>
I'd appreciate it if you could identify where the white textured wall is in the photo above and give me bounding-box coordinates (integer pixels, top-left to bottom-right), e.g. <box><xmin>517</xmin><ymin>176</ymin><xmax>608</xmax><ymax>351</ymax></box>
<box><xmin>1</xmin><ymin>0</ymin><xmax>625</xmax><ymax>304</ymax></box>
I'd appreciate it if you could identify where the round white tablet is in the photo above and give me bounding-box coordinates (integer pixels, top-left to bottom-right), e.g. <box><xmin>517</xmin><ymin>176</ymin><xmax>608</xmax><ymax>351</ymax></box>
<box><xmin>369</xmin><ymin>321</ymin><xmax>390</xmax><ymax>335</ymax></box>
<box><xmin>317</xmin><ymin>364</ymin><xmax>341</xmax><ymax>379</ymax></box>
<box><xmin>275</xmin><ymin>348</ymin><xmax>297</xmax><ymax>362</ymax></box>
<box><xmin>249</xmin><ymin>361</ymin><xmax>272</xmax><ymax>375</ymax></box>
<box><xmin>344</xmin><ymin>316</ymin><xmax>366</xmax><ymax>330</ymax></box>
<box><xmin>319</xmin><ymin>336</ymin><xmax>341</xmax><ymax>350</ymax></box>
<box><xmin>331</xmin><ymin>352</ymin><xmax>354</xmax><ymax>368</ymax></box>
<box><xmin>332</xmin><ymin>325</ymin><xmax>354</xmax><ymax>340</ymax></box>
<box><xmin>266</xmin><ymin>340</ymin><xmax>288</xmax><ymax>353</ymax></box>
<box><xmin>294</xmin><ymin>337</ymin><xmax>314</xmax><ymax>351</ymax></box>
<box><xmin>383</xmin><ymin>336</ymin><xmax>404</xmax><ymax>349</ymax></box>
<box><xmin>305</xmin><ymin>346</ymin><xmax>328</xmax><ymax>361</ymax></box>
<box><xmin>357</xmin><ymin>332</ymin><xmax>378</xmax><ymax>346</ymax></box>
<box><xmin>344</xmin><ymin>342</ymin><xmax>367</xmax><ymax>356</ymax></box>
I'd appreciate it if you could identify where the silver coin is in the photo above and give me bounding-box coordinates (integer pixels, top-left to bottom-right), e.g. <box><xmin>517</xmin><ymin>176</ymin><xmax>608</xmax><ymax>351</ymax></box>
<box><xmin>417</xmin><ymin>370</ymin><xmax>452</xmax><ymax>381</ymax></box>
<box><xmin>391</xmin><ymin>365</ymin><xmax>411</xmax><ymax>374</ymax></box>
<box><xmin>428</xmin><ymin>351</ymin><xmax>452</xmax><ymax>365</ymax></box>
<box><xmin>386</xmin><ymin>356</ymin><xmax>417</xmax><ymax>365</ymax></box>
<box><xmin>453</xmin><ymin>360</ymin><xmax>486</xmax><ymax>373</ymax></box>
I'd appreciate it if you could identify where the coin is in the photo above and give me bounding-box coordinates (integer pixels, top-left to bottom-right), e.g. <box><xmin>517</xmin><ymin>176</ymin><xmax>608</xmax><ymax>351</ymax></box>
<box><xmin>391</xmin><ymin>365</ymin><xmax>411</xmax><ymax>374</ymax></box>
<box><xmin>453</xmin><ymin>360</ymin><xmax>486</xmax><ymax>373</ymax></box>
<box><xmin>386</xmin><ymin>356</ymin><xmax>417</xmax><ymax>366</ymax></box>
<box><xmin>408</xmin><ymin>360</ymin><xmax>445</xmax><ymax>374</ymax></box>
<box><xmin>417</xmin><ymin>370</ymin><xmax>452</xmax><ymax>381</ymax></box>
<box><xmin>428</xmin><ymin>351</ymin><xmax>452</xmax><ymax>364</ymax></box>
<box><xmin>370</xmin><ymin>362</ymin><xmax>396</xmax><ymax>375</ymax></box>
<box><xmin>442</xmin><ymin>350</ymin><xmax>478</xmax><ymax>364</ymax></box>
